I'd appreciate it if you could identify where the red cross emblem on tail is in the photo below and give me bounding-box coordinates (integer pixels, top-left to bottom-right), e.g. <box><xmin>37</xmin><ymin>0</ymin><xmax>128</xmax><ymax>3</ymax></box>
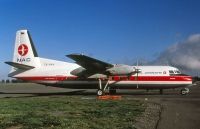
<box><xmin>18</xmin><ymin>44</ymin><xmax>28</xmax><ymax>56</ymax></box>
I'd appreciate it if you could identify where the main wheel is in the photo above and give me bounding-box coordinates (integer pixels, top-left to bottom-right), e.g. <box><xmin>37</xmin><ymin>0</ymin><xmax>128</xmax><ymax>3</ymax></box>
<box><xmin>97</xmin><ymin>89</ymin><xmax>104</xmax><ymax>96</ymax></box>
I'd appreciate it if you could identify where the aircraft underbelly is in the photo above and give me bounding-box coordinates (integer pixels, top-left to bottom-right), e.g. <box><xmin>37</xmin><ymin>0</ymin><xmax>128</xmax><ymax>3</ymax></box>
<box><xmin>44</xmin><ymin>80</ymin><xmax>192</xmax><ymax>89</ymax></box>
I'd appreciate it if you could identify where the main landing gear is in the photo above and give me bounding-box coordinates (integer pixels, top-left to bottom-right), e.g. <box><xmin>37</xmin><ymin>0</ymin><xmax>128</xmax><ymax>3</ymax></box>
<box><xmin>97</xmin><ymin>79</ymin><xmax>111</xmax><ymax>96</ymax></box>
<box><xmin>97</xmin><ymin>89</ymin><xmax>104</xmax><ymax>96</ymax></box>
<box><xmin>180</xmin><ymin>88</ymin><xmax>190</xmax><ymax>95</ymax></box>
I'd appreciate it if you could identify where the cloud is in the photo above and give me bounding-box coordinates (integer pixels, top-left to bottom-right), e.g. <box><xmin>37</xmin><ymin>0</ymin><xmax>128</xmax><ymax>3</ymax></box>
<box><xmin>153</xmin><ymin>34</ymin><xmax>200</xmax><ymax>75</ymax></box>
<box><xmin>188</xmin><ymin>34</ymin><xmax>200</xmax><ymax>43</ymax></box>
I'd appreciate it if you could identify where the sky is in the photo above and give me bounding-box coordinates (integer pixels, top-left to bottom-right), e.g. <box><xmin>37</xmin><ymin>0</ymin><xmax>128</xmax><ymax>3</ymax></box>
<box><xmin>1</xmin><ymin>0</ymin><xmax>200</xmax><ymax>79</ymax></box>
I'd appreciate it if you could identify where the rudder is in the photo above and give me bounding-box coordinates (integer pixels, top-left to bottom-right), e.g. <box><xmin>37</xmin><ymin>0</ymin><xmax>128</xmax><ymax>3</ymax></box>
<box><xmin>12</xmin><ymin>30</ymin><xmax>40</xmax><ymax>67</ymax></box>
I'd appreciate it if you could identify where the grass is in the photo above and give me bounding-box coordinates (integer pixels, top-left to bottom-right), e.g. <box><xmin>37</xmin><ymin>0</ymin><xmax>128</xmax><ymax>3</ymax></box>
<box><xmin>0</xmin><ymin>96</ymin><xmax>145</xmax><ymax>129</ymax></box>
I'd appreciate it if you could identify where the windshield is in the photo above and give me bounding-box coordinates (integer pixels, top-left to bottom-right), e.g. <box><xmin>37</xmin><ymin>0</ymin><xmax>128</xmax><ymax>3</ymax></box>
<box><xmin>169</xmin><ymin>70</ymin><xmax>181</xmax><ymax>75</ymax></box>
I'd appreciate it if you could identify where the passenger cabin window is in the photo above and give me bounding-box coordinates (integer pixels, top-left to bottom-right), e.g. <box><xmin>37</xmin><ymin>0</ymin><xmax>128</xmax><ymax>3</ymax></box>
<box><xmin>169</xmin><ymin>70</ymin><xmax>174</xmax><ymax>74</ymax></box>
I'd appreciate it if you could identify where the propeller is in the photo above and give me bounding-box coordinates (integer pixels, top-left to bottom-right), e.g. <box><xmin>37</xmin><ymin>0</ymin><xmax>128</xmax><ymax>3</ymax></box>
<box><xmin>135</xmin><ymin>60</ymin><xmax>140</xmax><ymax>89</ymax></box>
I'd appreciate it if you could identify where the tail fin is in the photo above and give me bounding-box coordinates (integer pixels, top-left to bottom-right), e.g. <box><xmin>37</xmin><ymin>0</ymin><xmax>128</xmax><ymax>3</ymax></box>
<box><xmin>13</xmin><ymin>30</ymin><xmax>38</xmax><ymax>66</ymax></box>
<box><xmin>12</xmin><ymin>30</ymin><xmax>39</xmax><ymax>66</ymax></box>
<box><xmin>7</xmin><ymin>30</ymin><xmax>41</xmax><ymax>74</ymax></box>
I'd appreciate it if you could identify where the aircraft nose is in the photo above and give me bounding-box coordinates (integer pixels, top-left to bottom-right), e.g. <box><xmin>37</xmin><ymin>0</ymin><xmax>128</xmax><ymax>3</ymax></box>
<box><xmin>182</xmin><ymin>75</ymin><xmax>193</xmax><ymax>82</ymax></box>
<box><xmin>187</xmin><ymin>76</ymin><xmax>195</xmax><ymax>85</ymax></box>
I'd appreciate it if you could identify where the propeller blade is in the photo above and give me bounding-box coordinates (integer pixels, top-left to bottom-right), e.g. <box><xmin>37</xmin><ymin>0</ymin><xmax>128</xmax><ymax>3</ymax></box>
<box><xmin>136</xmin><ymin>60</ymin><xmax>139</xmax><ymax>89</ymax></box>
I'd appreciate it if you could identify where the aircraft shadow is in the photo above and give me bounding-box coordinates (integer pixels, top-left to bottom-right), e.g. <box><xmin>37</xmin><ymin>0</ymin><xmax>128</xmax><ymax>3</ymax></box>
<box><xmin>0</xmin><ymin>90</ymin><xmax>93</xmax><ymax>98</ymax></box>
<box><xmin>0</xmin><ymin>90</ymin><xmax>180</xmax><ymax>99</ymax></box>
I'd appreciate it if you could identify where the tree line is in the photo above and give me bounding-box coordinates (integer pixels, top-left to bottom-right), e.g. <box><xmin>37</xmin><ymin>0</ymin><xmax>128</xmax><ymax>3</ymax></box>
<box><xmin>1</xmin><ymin>79</ymin><xmax>27</xmax><ymax>83</ymax></box>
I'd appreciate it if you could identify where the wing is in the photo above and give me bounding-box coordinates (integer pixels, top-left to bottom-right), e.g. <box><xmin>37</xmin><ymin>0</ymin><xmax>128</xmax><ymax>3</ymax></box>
<box><xmin>67</xmin><ymin>54</ymin><xmax>113</xmax><ymax>73</ymax></box>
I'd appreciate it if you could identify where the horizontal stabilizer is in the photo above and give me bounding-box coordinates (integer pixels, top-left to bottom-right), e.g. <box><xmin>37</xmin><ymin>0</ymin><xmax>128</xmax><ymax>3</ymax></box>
<box><xmin>5</xmin><ymin>61</ymin><xmax>35</xmax><ymax>70</ymax></box>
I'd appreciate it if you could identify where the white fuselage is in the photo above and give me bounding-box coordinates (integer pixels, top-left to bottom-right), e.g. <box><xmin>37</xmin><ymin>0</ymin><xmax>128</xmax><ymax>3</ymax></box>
<box><xmin>10</xmin><ymin>57</ymin><xmax>193</xmax><ymax>90</ymax></box>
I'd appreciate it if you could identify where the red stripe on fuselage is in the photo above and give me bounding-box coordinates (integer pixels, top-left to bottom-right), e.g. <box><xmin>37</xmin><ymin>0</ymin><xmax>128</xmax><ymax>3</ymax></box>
<box><xmin>16</xmin><ymin>76</ymin><xmax>69</xmax><ymax>81</ymax></box>
<box><xmin>16</xmin><ymin>75</ymin><xmax>192</xmax><ymax>82</ymax></box>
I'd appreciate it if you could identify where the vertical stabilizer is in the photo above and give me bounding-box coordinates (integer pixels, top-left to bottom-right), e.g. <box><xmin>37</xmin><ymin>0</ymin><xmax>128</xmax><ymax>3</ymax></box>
<box><xmin>12</xmin><ymin>30</ymin><xmax>40</xmax><ymax>69</ymax></box>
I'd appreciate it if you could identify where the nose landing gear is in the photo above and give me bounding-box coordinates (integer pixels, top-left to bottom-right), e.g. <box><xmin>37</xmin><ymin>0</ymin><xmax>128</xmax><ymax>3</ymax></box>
<box><xmin>180</xmin><ymin>88</ymin><xmax>190</xmax><ymax>95</ymax></box>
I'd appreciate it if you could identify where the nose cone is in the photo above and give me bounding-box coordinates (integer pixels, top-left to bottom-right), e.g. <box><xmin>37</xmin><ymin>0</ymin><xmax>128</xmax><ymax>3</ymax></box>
<box><xmin>181</xmin><ymin>74</ymin><xmax>193</xmax><ymax>84</ymax></box>
<box><xmin>184</xmin><ymin>75</ymin><xmax>192</xmax><ymax>80</ymax></box>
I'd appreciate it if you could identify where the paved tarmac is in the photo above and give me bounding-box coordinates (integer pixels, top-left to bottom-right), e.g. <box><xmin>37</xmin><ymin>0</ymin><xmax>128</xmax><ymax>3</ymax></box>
<box><xmin>0</xmin><ymin>83</ymin><xmax>200</xmax><ymax>129</ymax></box>
<box><xmin>131</xmin><ymin>85</ymin><xmax>200</xmax><ymax>129</ymax></box>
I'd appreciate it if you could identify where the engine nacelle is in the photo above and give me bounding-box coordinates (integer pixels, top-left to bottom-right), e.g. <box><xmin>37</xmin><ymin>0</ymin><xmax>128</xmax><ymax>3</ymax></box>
<box><xmin>106</xmin><ymin>64</ymin><xmax>139</xmax><ymax>76</ymax></box>
<box><xmin>70</xmin><ymin>67</ymin><xmax>86</xmax><ymax>76</ymax></box>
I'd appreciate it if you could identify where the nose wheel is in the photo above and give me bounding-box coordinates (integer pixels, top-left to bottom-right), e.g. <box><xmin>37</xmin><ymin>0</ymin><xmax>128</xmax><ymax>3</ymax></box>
<box><xmin>181</xmin><ymin>88</ymin><xmax>190</xmax><ymax>95</ymax></box>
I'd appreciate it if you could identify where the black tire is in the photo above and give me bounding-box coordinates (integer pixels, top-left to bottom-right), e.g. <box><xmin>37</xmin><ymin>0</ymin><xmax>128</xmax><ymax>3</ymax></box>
<box><xmin>180</xmin><ymin>88</ymin><xmax>189</xmax><ymax>95</ymax></box>
<box><xmin>97</xmin><ymin>89</ymin><xmax>104</xmax><ymax>96</ymax></box>
<box><xmin>181</xmin><ymin>89</ymin><xmax>186</xmax><ymax>95</ymax></box>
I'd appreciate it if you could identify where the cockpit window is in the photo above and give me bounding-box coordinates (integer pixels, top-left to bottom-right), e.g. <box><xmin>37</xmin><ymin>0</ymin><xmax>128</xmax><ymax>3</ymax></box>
<box><xmin>173</xmin><ymin>70</ymin><xmax>181</xmax><ymax>74</ymax></box>
<box><xmin>169</xmin><ymin>70</ymin><xmax>181</xmax><ymax>76</ymax></box>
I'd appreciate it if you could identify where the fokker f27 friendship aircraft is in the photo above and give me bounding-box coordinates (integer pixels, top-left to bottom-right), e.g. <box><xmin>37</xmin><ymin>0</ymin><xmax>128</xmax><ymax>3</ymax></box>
<box><xmin>5</xmin><ymin>30</ymin><xmax>194</xmax><ymax>96</ymax></box>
